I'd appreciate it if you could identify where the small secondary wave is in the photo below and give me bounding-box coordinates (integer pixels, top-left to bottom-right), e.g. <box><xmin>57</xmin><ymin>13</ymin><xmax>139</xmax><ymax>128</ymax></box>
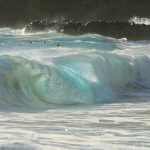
<box><xmin>24</xmin><ymin>19</ymin><xmax>150</xmax><ymax>40</ymax></box>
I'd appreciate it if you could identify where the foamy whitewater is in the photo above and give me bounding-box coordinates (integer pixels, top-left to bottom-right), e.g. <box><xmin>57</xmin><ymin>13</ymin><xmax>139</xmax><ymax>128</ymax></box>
<box><xmin>0</xmin><ymin>27</ymin><xmax>150</xmax><ymax>150</ymax></box>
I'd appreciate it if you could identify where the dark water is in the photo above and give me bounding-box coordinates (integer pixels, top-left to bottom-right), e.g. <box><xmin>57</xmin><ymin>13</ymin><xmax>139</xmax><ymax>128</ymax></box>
<box><xmin>1</xmin><ymin>0</ymin><xmax>150</xmax><ymax>27</ymax></box>
<box><xmin>24</xmin><ymin>19</ymin><xmax>150</xmax><ymax>40</ymax></box>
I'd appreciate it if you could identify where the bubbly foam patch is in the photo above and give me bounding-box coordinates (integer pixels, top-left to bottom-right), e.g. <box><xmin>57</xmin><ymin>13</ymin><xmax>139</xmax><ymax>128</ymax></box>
<box><xmin>130</xmin><ymin>17</ymin><xmax>150</xmax><ymax>25</ymax></box>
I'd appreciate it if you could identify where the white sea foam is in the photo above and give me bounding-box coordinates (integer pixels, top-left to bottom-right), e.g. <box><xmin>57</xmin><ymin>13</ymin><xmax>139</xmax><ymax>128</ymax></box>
<box><xmin>130</xmin><ymin>17</ymin><xmax>150</xmax><ymax>25</ymax></box>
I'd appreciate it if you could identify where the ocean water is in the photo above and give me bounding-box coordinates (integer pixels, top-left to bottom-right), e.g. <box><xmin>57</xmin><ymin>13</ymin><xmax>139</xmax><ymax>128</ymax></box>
<box><xmin>0</xmin><ymin>28</ymin><xmax>150</xmax><ymax>150</ymax></box>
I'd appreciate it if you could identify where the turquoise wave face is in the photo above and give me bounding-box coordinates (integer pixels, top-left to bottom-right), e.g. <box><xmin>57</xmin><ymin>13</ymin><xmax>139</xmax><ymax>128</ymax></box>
<box><xmin>0</xmin><ymin>28</ymin><xmax>150</xmax><ymax>108</ymax></box>
<box><xmin>0</xmin><ymin>55</ymin><xmax>114</xmax><ymax>108</ymax></box>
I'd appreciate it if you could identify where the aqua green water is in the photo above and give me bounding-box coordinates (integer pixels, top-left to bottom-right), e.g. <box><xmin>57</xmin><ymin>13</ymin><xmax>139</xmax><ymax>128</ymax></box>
<box><xmin>0</xmin><ymin>28</ymin><xmax>150</xmax><ymax>149</ymax></box>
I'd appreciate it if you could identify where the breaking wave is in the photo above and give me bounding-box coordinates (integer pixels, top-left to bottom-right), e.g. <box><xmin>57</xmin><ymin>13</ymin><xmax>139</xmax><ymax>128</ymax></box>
<box><xmin>0</xmin><ymin>28</ymin><xmax>150</xmax><ymax>109</ymax></box>
<box><xmin>130</xmin><ymin>17</ymin><xmax>150</xmax><ymax>25</ymax></box>
<box><xmin>0</xmin><ymin>51</ymin><xmax>150</xmax><ymax>108</ymax></box>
